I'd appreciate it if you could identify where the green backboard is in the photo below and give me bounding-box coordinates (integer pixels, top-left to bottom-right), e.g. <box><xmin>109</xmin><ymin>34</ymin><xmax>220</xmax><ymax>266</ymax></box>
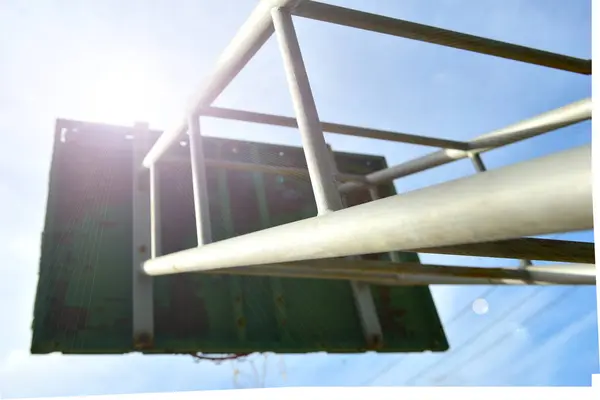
<box><xmin>31</xmin><ymin>119</ymin><xmax>448</xmax><ymax>355</ymax></box>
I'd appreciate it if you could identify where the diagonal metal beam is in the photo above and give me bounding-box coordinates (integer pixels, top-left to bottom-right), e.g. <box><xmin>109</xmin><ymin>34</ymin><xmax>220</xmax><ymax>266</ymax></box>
<box><xmin>413</xmin><ymin>238</ymin><xmax>595</xmax><ymax>264</ymax></box>
<box><xmin>272</xmin><ymin>5</ymin><xmax>383</xmax><ymax>349</ymax></box>
<box><xmin>201</xmin><ymin>106</ymin><xmax>470</xmax><ymax>150</ymax></box>
<box><xmin>293</xmin><ymin>1</ymin><xmax>592</xmax><ymax>75</ymax></box>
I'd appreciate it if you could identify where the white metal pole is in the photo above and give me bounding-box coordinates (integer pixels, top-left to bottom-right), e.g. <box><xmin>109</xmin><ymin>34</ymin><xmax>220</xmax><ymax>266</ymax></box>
<box><xmin>293</xmin><ymin>1</ymin><xmax>591</xmax><ymax>74</ymax></box>
<box><xmin>214</xmin><ymin>261</ymin><xmax>596</xmax><ymax>286</ymax></box>
<box><xmin>272</xmin><ymin>7</ymin><xmax>342</xmax><ymax>215</ymax></box>
<box><xmin>149</xmin><ymin>163</ymin><xmax>162</xmax><ymax>259</ymax></box>
<box><xmin>200</xmin><ymin>106</ymin><xmax>469</xmax><ymax>149</ymax></box>
<box><xmin>132</xmin><ymin>122</ymin><xmax>154</xmax><ymax>349</ymax></box>
<box><xmin>273</xmin><ymin>7</ymin><xmax>383</xmax><ymax>348</ymax></box>
<box><xmin>412</xmin><ymin>238</ymin><xmax>594</xmax><ymax>264</ymax></box>
<box><xmin>188</xmin><ymin>114</ymin><xmax>212</xmax><ymax>245</ymax></box>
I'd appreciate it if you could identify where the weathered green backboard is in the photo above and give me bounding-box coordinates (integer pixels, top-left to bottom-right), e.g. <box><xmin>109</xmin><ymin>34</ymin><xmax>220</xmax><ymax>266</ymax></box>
<box><xmin>31</xmin><ymin>119</ymin><xmax>448</xmax><ymax>355</ymax></box>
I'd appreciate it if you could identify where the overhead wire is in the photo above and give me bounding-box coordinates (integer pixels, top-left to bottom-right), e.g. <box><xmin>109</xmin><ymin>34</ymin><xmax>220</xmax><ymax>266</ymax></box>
<box><xmin>425</xmin><ymin>286</ymin><xmax>580</xmax><ymax>385</ymax></box>
<box><xmin>361</xmin><ymin>284</ymin><xmax>500</xmax><ymax>385</ymax></box>
<box><xmin>497</xmin><ymin>306</ymin><xmax>596</xmax><ymax>384</ymax></box>
<box><xmin>402</xmin><ymin>286</ymin><xmax>548</xmax><ymax>385</ymax></box>
<box><xmin>360</xmin><ymin>225</ymin><xmax>574</xmax><ymax>386</ymax></box>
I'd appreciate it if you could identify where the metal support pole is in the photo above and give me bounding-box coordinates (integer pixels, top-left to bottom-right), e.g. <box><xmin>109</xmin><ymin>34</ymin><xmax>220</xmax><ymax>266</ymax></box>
<box><xmin>273</xmin><ymin>7</ymin><xmax>382</xmax><ymax>348</ymax></box>
<box><xmin>213</xmin><ymin>260</ymin><xmax>596</xmax><ymax>286</ymax></box>
<box><xmin>272</xmin><ymin>7</ymin><xmax>342</xmax><ymax>215</ymax></box>
<box><xmin>149</xmin><ymin>163</ymin><xmax>162</xmax><ymax>259</ymax></box>
<box><xmin>200</xmin><ymin>106</ymin><xmax>469</xmax><ymax>150</ymax></box>
<box><xmin>143</xmin><ymin>144</ymin><xmax>592</xmax><ymax>276</ymax></box>
<box><xmin>338</xmin><ymin>98</ymin><xmax>591</xmax><ymax>193</ymax></box>
<box><xmin>293</xmin><ymin>1</ymin><xmax>591</xmax><ymax>75</ymax></box>
<box><xmin>188</xmin><ymin>114</ymin><xmax>212</xmax><ymax>245</ymax></box>
<box><xmin>468</xmin><ymin>153</ymin><xmax>487</xmax><ymax>173</ymax></box>
<box><xmin>519</xmin><ymin>259</ymin><xmax>533</xmax><ymax>268</ymax></box>
<box><xmin>330</xmin><ymin>147</ymin><xmax>383</xmax><ymax>348</ymax></box>
<box><xmin>132</xmin><ymin>122</ymin><xmax>154</xmax><ymax>349</ymax></box>
<box><xmin>593</xmin><ymin>100</ymin><xmax>600</xmax><ymax>331</ymax></box>
<box><xmin>412</xmin><ymin>238</ymin><xmax>594</xmax><ymax>264</ymax></box>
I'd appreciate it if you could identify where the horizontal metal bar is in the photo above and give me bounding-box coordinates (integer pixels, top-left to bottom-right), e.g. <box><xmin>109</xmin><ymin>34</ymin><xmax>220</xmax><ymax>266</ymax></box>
<box><xmin>161</xmin><ymin>155</ymin><xmax>368</xmax><ymax>183</ymax></box>
<box><xmin>294</xmin><ymin>1</ymin><xmax>592</xmax><ymax>75</ymax></box>
<box><xmin>143</xmin><ymin>144</ymin><xmax>592</xmax><ymax>276</ymax></box>
<box><xmin>414</xmin><ymin>238</ymin><xmax>595</xmax><ymax>264</ymax></box>
<box><xmin>201</xmin><ymin>106</ymin><xmax>470</xmax><ymax>150</ymax></box>
<box><xmin>207</xmin><ymin>259</ymin><xmax>596</xmax><ymax>285</ymax></box>
<box><xmin>203</xmin><ymin>159</ymin><xmax>367</xmax><ymax>183</ymax></box>
<box><xmin>339</xmin><ymin>97</ymin><xmax>591</xmax><ymax>193</ymax></box>
<box><xmin>142</xmin><ymin>0</ymin><xmax>307</xmax><ymax>168</ymax></box>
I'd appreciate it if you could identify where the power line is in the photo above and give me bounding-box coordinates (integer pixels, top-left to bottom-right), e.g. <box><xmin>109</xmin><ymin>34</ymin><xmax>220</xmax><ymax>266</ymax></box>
<box><xmin>386</xmin><ymin>233</ymin><xmax>571</xmax><ymax>386</ymax></box>
<box><xmin>362</xmin><ymin>285</ymin><xmax>500</xmax><ymax>386</ymax></box>
<box><xmin>403</xmin><ymin>286</ymin><xmax>546</xmax><ymax>385</ymax></box>
<box><xmin>430</xmin><ymin>287</ymin><xmax>580</xmax><ymax>385</ymax></box>
<box><xmin>359</xmin><ymin>232</ymin><xmax>574</xmax><ymax>386</ymax></box>
<box><xmin>501</xmin><ymin>307</ymin><xmax>596</xmax><ymax>384</ymax></box>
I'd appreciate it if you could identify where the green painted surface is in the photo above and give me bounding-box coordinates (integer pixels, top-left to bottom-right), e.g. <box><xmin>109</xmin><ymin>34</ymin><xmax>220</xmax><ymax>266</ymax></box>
<box><xmin>31</xmin><ymin>119</ymin><xmax>449</xmax><ymax>355</ymax></box>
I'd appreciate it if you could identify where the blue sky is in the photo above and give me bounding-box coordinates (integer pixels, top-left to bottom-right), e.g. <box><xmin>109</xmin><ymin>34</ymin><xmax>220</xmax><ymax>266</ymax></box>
<box><xmin>0</xmin><ymin>0</ymin><xmax>595</xmax><ymax>397</ymax></box>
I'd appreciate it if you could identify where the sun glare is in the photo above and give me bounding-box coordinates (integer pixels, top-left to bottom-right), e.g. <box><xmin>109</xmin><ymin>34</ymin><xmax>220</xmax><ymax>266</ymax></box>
<box><xmin>65</xmin><ymin>54</ymin><xmax>169</xmax><ymax>126</ymax></box>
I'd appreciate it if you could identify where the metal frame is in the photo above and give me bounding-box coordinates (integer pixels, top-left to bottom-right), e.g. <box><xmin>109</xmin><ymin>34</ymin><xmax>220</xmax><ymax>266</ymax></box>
<box><xmin>142</xmin><ymin>144</ymin><xmax>592</xmax><ymax>275</ymax></box>
<box><xmin>132</xmin><ymin>0</ymin><xmax>593</xmax><ymax>347</ymax></box>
